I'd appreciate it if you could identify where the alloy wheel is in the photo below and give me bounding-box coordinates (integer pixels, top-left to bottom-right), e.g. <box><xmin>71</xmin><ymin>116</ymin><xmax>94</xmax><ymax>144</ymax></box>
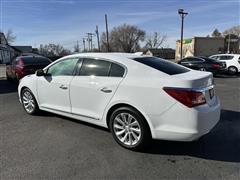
<box><xmin>113</xmin><ymin>113</ymin><xmax>141</xmax><ymax>146</ymax></box>
<box><xmin>22</xmin><ymin>91</ymin><xmax>35</xmax><ymax>113</ymax></box>
<box><xmin>228</xmin><ymin>67</ymin><xmax>237</xmax><ymax>75</ymax></box>
<box><xmin>199</xmin><ymin>68</ymin><xmax>206</xmax><ymax>71</ymax></box>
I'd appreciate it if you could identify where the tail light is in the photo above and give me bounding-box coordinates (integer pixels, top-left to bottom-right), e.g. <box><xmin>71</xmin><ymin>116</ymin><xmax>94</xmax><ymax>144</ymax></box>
<box><xmin>212</xmin><ymin>64</ymin><xmax>221</xmax><ymax>69</ymax></box>
<box><xmin>163</xmin><ymin>87</ymin><xmax>206</xmax><ymax>108</ymax></box>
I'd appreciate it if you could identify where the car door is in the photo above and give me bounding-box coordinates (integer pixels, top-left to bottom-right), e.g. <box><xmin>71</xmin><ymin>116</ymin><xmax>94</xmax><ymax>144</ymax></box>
<box><xmin>70</xmin><ymin>58</ymin><xmax>125</xmax><ymax>121</ymax></box>
<box><xmin>37</xmin><ymin>58</ymin><xmax>79</xmax><ymax>113</ymax></box>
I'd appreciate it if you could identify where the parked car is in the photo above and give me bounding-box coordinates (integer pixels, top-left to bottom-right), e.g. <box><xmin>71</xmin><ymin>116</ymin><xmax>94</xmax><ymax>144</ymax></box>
<box><xmin>178</xmin><ymin>56</ymin><xmax>226</xmax><ymax>75</ymax></box>
<box><xmin>209</xmin><ymin>54</ymin><xmax>240</xmax><ymax>75</ymax></box>
<box><xmin>18</xmin><ymin>53</ymin><xmax>220</xmax><ymax>150</ymax></box>
<box><xmin>6</xmin><ymin>55</ymin><xmax>51</xmax><ymax>81</ymax></box>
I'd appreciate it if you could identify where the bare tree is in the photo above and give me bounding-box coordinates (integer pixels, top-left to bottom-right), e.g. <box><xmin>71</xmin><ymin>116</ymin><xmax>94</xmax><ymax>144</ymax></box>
<box><xmin>101</xmin><ymin>24</ymin><xmax>145</xmax><ymax>52</ymax></box>
<box><xmin>38</xmin><ymin>44</ymin><xmax>71</xmax><ymax>57</ymax></box>
<box><xmin>73</xmin><ymin>42</ymin><xmax>80</xmax><ymax>53</ymax></box>
<box><xmin>145</xmin><ymin>32</ymin><xmax>167</xmax><ymax>49</ymax></box>
<box><xmin>0</xmin><ymin>29</ymin><xmax>16</xmax><ymax>44</ymax></box>
<box><xmin>223</xmin><ymin>25</ymin><xmax>240</xmax><ymax>37</ymax></box>
<box><xmin>211</xmin><ymin>29</ymin><xmax>222</xmax><ymax>37</ymax></box>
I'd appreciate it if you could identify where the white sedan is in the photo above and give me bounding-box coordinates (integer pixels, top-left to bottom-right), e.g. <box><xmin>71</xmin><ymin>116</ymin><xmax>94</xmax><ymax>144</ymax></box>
<box><xmin>18</xmin><ymin>53</ymin><xmax>221</xmax><ymax>150</ymax></box>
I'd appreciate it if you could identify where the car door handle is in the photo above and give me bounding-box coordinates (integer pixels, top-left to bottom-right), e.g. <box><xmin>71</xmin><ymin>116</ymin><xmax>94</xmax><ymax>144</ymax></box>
<box><xmin>100</xmin><ymin>87</ymin><xmax>112</xmax><ymax>93</ymax></box>
<box><xmin>59</xmin><ymin>84</ymin><xmax>68</xmax><ymax>90</ymax></box>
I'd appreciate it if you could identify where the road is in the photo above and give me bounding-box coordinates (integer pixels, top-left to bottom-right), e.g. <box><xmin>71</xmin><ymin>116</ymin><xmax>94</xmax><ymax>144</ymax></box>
<box><xmin>0</xmin><ymin>76</ymin><xmax>240</xmax><ymax>179</ymax></box>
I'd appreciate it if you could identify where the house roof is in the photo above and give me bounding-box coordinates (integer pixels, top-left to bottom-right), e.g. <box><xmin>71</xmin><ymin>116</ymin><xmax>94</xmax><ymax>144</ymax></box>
<box><xmin>146</xmin><ymin>48</ymin><xmax>175</xmax><ymax>54</ymax></box>
<box><xmin>0</xmin><ymin>32</ymin><xmax>8</xmax><ymax>45</ymax></box>
<box><xmin>11</xmin><ymin>46</ymin><xmax>32</xmax><ymax>53</ymax></box>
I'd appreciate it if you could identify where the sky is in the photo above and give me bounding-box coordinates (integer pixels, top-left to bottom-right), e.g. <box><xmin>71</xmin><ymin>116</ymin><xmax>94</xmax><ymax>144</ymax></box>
<box><xmin>0</xmin><ymin>0</ymin><xmax>239</xmax><ymax>50</ymax></box>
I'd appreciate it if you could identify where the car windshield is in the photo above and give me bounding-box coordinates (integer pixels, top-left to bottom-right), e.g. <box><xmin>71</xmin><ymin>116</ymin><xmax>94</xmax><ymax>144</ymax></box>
<box><xmin>132</xmin><ymin>57</ymin><xmax>190</xmax><ymax>75</ymax></box>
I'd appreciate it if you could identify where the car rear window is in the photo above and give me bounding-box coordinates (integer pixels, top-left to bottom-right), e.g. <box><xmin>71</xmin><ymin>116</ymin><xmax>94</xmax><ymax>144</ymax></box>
<box><xmin>22</xmin><ymin>57</ymin><xmax>51</xmax><ymax>65</ymax></box>
<box><xmin>132</xmin><ymin>57</ymin><xmax>190</xmax><ymax>75</ymax></box>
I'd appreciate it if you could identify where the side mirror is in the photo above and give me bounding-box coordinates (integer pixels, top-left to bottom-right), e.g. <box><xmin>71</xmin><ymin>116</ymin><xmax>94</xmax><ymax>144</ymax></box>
<box><xmin>36</xmin><ymin>69</ymin><xmax>45</xmax><ymax>76</ymax></box>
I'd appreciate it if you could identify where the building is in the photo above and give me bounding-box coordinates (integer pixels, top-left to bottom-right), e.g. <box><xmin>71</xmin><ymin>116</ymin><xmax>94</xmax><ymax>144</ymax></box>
<box><xmin>175</xmin><ymin>35</ymin><xmax>240</xmax><ymax>60</ymax></box>
<box><xmin>0</xmin><ymin>33</ymin><xmax>15</xmax><ymax>64</ymax></box>
<box><xmin>145</xmin><ymin>48</ymin><xmax>176</xmax><ymax>60</ymax></box>
<box><xmin>175</xmin><ymin>37</ymin><xmax>224</xmax><ymax>60</ymax></box>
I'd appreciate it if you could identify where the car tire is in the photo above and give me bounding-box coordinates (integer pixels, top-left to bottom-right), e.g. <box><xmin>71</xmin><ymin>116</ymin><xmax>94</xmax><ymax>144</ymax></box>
<box><xmin>228</xmin><ymin>66</ymin><xmax>238</xmax><ymax>75</ymax></box>
<box><xmin>21</xmin><ymin>88</ymin><xmax>39</xmax><ymax>115</ymax></box>
<box><xmin>109</xmin><ymin>106</ymin><xmax>151</xmax><ymax>150</ymax></box>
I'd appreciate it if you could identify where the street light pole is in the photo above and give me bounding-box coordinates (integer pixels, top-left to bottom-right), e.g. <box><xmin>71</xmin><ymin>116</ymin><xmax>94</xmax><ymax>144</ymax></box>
<box><xmin>178</xmin><ymin>9</ymin><xmax>188</xmax><ymax>60</ymax></box>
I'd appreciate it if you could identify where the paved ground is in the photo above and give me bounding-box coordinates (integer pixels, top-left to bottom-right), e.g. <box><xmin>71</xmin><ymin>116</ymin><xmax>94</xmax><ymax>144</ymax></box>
<box><xmin>0</xmin><ymin>75</ymin><xmax>240</xmax><ymax>179</ymax></box>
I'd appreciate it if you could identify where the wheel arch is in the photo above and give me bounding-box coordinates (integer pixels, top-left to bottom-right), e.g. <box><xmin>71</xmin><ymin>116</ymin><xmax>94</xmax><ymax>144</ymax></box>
<box><xmin>228</xmin><ymin>65</ymin><xmax>238</xmax><ymax>74</ymax></box>
<box><xmin>20</xmin><ymin>86</ymin><xmax>39</xmax><ymax>105</ymax></box>
<box><xmin>105</xmin><ymin>103</ymin><xmax>153</xmax><ymax>138</ymax></box>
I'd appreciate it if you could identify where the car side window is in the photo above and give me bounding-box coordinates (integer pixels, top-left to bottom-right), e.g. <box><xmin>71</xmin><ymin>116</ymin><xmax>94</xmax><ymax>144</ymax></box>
<box><xmin>47</xmin><ymin>58</ymin><xmax>78</xmax><ymax>76</ymax></box>
<box><xmin>219</xmin><ymin>56</ymin><xmax>234</xmax><ymax>60</ymax></box>
<box><xmin>180</xmin><ymin>58</ymin><xmax>189</xmax><ymax>63</ymax></box>
<box><xmin>189</xmin><ymin>58</ymin><xmax>204</xmax><ymax>63</ymax></box>
<box><xmin>79</xmin><ymin>58</ymin><xmax>111</xmax><ymax>76</ymax></box>
<box><xmin>109</xmin><ymin>63</ymin><xmax>125</xmax><ymax>77</ymax></box>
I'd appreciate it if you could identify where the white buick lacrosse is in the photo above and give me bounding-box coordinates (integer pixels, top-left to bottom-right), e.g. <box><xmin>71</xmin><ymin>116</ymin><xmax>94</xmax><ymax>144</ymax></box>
<box><xmin>18</xmin><ymin>53</ymin><xmax>220</xmax><ymax>150</ymax></box>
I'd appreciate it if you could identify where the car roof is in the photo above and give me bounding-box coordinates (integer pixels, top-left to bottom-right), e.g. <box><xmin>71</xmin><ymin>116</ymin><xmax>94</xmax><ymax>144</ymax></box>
<box><xmin>17</xmin><ymin>55</ymin><xmax>49</xmax><ymax>59</ymax></box>
<box><xmin>64</xmin><ymin>52</ymin><xmax>143</xmax><ymax>59</ymax></box>
<box><xmin>210</xmin><ymin>54</ymin><xmax>240</xmax><ymax>56</ymax></box>
<box><xmin>57</xmin><ymin>53</ymin><xmax>148</xmax><ymax>66</ymax></box>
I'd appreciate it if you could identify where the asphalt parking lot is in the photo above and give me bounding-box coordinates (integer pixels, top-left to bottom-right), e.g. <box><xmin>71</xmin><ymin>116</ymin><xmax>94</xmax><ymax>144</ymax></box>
<box><xmin>0</xmin><ymin>75</ymin><xmax>240</xmax><ymax>179</ymax></box>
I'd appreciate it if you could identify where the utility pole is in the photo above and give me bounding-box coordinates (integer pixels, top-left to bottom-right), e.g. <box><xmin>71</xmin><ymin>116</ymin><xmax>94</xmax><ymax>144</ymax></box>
<box><xmin>82</xmin><ymin>38</ymin><xmax>86</xmax><ymax>52</ymax></box>
<box><xmin>227</xmin><ymin>34</ymin><xmax>231</xmax><ymax>53</ymax></box>
<box><xmin>96</xmin><ymin>25</ymin><xmax>100</xmax><ymax>52</ymax></box>
<box><xmin>105</xmin><ymin>14</ymin><xmax>110</xmax><ymax>52</ymax></box>
<box><xmin>178</xmin><ymin>9</ymin><xmax>188</xmax><ymax>60</ymax></box>
<box><xmin>86</xmin><ymin>33</ymin><xmax>94</xmax><ymax>51</ymax></box>
<box><xmin>76</xmin><ymin>40</ymin><xmax>79</xmax><ymax>52</ymax></box>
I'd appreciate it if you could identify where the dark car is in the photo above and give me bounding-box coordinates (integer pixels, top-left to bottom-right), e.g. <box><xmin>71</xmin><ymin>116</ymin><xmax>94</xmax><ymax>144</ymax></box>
<box><xmin>178</xmin><ymin>56</ymin><xmax>227</xmax><ymax>75</ymax></box>
<box><xmin>6</xmin><ymin>55</ymin><xmax>51</xmax><ymax>81</ymax></box>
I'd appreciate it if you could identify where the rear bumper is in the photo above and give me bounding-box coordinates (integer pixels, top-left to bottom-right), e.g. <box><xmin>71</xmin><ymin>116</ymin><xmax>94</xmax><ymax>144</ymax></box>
<box><xmin>148</xmin><ymin>96</ymin><xmax>221</xmax><ymax>141</ymax></box>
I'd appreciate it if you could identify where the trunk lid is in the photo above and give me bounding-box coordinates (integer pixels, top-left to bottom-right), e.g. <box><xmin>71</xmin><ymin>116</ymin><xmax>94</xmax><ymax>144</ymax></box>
<box><xmin>168</xmin><ymin>70</ymin><xmax>216</xmax><ymax>107</ymax></box>
<box><xmin>171</xmin><ymin>70</ymin><xmax>213</xmax><ymax>89</ymax></box>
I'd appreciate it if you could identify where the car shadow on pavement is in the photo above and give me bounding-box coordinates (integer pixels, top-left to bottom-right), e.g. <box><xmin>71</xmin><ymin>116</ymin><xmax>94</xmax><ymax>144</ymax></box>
<box><xmin>214</xmin><ymin>73</ymin><xmax>240</xmax><ymax>78</ymax></box>
<box><xmin>0</xmin><ymin>80</ymin><xmax>18</xmax><ymax>94</ymax></box>
<box><xmin>141</xmin><ymin>109</ymin><xmax>240</xmax><ymax>163</ymax></box>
